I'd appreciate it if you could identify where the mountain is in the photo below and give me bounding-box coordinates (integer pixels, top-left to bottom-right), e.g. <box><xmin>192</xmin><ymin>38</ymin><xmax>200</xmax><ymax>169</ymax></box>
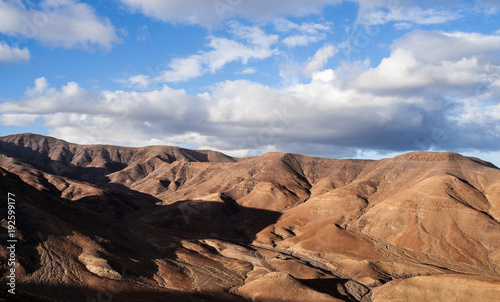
<box><xmin>1</xmin><ymin>133</ymin><xmax>500</xmax><ymax>301</ymax></box>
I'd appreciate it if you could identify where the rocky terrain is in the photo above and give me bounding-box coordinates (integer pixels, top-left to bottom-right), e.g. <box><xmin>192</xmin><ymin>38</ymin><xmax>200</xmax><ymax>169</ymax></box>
<box><xmin>1</xmin><ymin>133</ymin><xmax>500</xmax><ymax>301</ymax></box>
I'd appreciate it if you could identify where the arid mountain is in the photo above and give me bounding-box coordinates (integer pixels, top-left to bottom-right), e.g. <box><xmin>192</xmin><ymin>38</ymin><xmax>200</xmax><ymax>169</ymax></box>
<box><xmin>1</xmin><ymin>133</ymin><xmax>500</xmax><ymax>301</ymax></box>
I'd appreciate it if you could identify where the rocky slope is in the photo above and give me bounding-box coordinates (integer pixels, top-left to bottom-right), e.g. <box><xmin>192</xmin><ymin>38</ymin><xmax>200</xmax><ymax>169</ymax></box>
<box><xmin>1</xmin><ymin>133</ymin><xmax>500</xmax><ymax>301</ymax></box>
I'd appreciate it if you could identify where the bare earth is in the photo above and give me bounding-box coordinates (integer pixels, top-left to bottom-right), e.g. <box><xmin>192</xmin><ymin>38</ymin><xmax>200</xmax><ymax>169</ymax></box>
<box><xmin>1</xmin><ymin>133</ymin><xmax>500</xmax><ymax>301</ymax></box>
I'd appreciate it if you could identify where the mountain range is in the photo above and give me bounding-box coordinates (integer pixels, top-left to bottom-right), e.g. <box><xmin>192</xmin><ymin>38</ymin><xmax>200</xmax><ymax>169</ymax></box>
<box><xmin>1</xmin><ymin>133</ymin><xmax>500</xmax><ymax>301</ymax></box>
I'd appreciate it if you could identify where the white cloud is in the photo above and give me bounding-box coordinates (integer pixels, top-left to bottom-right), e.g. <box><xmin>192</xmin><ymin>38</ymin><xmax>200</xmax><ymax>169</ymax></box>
<box><xmin>282</xmin><ymin>35</ymin><xmax>323</xmax><ymax>48</ymax></box>
<box><xmin>353</xmin><ymin>31</ymin><xmax>500</xmax><ymax>96</ymax></box>
<box><xmin>475</xmin><ymin>0</ymin><xmax>500</xmax><ymax>15</ymax></box>
<box><xmin>0</xmin><ymin>41</ymin><xmax>29</xmax><ymax>62</ymax></box>
<box><xmin>159</xmin><ymin>56</ymin><xmax>204</xmax><ymax>83</ymax></box>
<box><xmin>278</xmin><ymin>56</ymin><xmax>302</xmax><ymax>87</ymax></box>
<box><xmin>120</xmin><ymin>0</ymin><xmax>342</xmax><ymax>27</ymax></box>
<box><xmin>204</xmin><ymin>35</ymin><xmax>274</xmax><ymax>71</ymax></box>
<box><xmin>239</xmin><ymin>67</ymin><xmax>257</xmax><ymax>75</ymax></box>
<box><xmin>119</xmin><ymin>0</ymin><xmax>461</xmax><ymax>29</ymax></box>
<box><xmin>346</xmin><ymin>29</ymin><xmax>500</xmax><ymax>153</ymax></box>
<box><xmin>1</xmin><ymin>79</ymin><xmax>92</xmax><ymax>114</ymax></box>
<box><xmin>127</xmin><ymin>74</ymin><xmax>153</xmax><ymax>89</ymax></box>
<box><xmin>392</xmin><ymin>31</ymin><xmax>500</xmax><ymax>63</ymax></box>
<box><xmin>354</xmin><ymin>49</ymin><xmax>481</xmax><ymax>93</ymax></box>
<box><xmin>136</xmin><ymin>25</ymin><xmax>149</xmax><ymax>42</ymax></box>
<box><xmin>356</xmin><ymin>0</ymin><xmax>461</xmax><ymax>26</ymax></box>
<box><xmin>302</xmin><ymin>43</ymin><xmax>337</xmax><ymax>77</ymax></box>
<box><xmin>0</xmin><ymin>113</ymin><xmax>38</xmax><ymax>126</ymax></box>
<box><xmin>25</xmin><ymin>77</ymin><xmax>50</xmax><ymax>97</ymax></box>
<box><xmin>0</xmin><ymin>0</ymin><xmax>120</xmax><ymax>50</ymax></box>
<box><xmin>274</xmin><ymin>18</ymin><xmax>332</xmax><ymax>33</ymax></box>
<box><xmin>126</xmin><ymin>22</ymin><xmax>278</xmax><ymax>85</ymax></box>
<box><xmin>0</xmin><ymin>75</ymin><xmax>419</xmax><ymax>153</ymax></box>
<box><xmin>274</xmin><ymin>18</ymin><xmax>333</xmax><ymax>48</ymax></box>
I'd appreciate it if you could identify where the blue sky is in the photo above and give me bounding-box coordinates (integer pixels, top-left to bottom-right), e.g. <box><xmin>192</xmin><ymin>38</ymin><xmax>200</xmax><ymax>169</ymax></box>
<box><xmin>1</xmin><ymin>0</ymin><xmax>500</xmax><ymax>165</ymax></box>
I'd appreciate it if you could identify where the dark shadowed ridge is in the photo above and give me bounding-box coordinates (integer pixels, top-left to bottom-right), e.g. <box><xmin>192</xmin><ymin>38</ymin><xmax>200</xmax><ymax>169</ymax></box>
<box><xmin>0</xmin><ymin>132</ymin><xmax>237</xmax><ymax>165</ymax></box>
<box><xmin>0</xmin><ymin>133</ymin><xmax>237</xmax><ymax>186</ymax></box>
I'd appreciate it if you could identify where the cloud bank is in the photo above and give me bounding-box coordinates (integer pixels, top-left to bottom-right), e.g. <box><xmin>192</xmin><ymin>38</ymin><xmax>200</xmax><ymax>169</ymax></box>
<box><xmin>2</xmin><ymin>30</ymin><xmax>500</xmax><ymax>158</ymax></box>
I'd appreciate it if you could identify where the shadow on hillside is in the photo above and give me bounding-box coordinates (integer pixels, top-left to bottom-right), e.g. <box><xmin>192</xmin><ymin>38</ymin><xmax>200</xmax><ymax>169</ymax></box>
<box><xmin>142</xmin><ymin>197</ymin><xmax>282</xmax><ymax>243</ymax></box>
<box><xmin>0</xmin><ymin>139</ymin><xmax>124</xmax><ymax>184</ymax></box>
<box><xmin>469</xmin><ymin>158</ymin><xmax>499</xmax><ymax>169</ymax></box>
<box><xmin>73</xmin><ymin>183</ymin><xmax>165</xmax><ymax>219</ymax></box>
<box><xmin>0</xmin><ymin>168</ymin><xmax>280</xmax><ymax>302</ymax></box>
<box><xmin>1</xmin><ymin>282</ymin><xmax>247</xmax><ymax>302</ymax></box>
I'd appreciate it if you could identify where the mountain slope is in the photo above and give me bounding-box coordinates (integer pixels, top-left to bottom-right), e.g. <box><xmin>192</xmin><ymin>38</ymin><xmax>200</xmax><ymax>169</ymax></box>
<box><xmin>1</xmin><ymin>133</ymin><xmax>500</xmax><ymax>301</ymax></box>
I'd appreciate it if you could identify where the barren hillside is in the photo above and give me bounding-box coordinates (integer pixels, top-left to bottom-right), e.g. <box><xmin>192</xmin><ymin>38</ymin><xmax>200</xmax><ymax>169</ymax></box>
<box><xmin>1</xmin><ymin>133</ymin><xmax>500</xmax><ymax>301</ymax></box>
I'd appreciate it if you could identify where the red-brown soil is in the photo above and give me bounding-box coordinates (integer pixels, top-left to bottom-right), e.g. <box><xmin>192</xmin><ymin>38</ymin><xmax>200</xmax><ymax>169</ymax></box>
<box><xmin>1</xmin><ymin>133</ymin><xmax>500</xmax><ymax>301</ymax></box>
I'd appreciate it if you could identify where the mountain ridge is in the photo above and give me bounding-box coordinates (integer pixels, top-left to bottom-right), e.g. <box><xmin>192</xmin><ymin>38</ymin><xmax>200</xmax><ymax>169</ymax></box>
<box><xmin>1</xmin><ymin>133</ymin><xmax>500</xmax><ymax>301</ymax></box>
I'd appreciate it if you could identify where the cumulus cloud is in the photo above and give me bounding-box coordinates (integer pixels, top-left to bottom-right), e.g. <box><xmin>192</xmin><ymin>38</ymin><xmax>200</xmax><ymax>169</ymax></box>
<box><xmin>0</xmin><ymin>41</ymin><xmax>29</xmax><ymax>62</ymax></box>
<box><xmin>353</xmin><ymin>31</ymin><xmax>500</xmax><ymax>97</ymax></box>
<box><xmin>0</xmin><ymin>74</ymin><xmax>425</xmax><ymax>154</ymax></box>
<box><xmin>0</xmin><ymin>0</ymin><xmax>120</xmax><ymax>50</ymax></box>
<box><xmin>159</xmin><ymin>56</ymin><xmax>204</xmax><ymax>83</ymax></box>
<box><xmin>392</xmin><ymin>31</ymin><xmax>500</xmax><ymax>63</ymax></box>
<box><xmin>25</xmin><ymin>77</ymin><xmax>49</xmax><ymax>96</ymax></box>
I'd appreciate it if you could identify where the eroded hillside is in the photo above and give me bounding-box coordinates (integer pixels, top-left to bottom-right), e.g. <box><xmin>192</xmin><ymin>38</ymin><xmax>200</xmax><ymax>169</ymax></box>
<box><xmin>1</xmin><ymin>133</ymin><xmax>500</xmax><ymax>301</ymax></box>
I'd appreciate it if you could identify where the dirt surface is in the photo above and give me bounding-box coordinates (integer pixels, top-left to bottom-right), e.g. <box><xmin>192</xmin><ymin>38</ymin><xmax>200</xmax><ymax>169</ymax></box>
<box><xmin>1</xmin><ymin>133</ymin><xmax>500</xmax><ymax>301</ymax></box>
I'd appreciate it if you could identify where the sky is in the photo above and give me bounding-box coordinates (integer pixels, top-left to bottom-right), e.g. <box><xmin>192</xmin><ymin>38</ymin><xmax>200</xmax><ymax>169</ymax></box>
<box><xmin>1</xmin><ymin>0</ymin><xmax>500</xmax><ymax>165</ymax></box>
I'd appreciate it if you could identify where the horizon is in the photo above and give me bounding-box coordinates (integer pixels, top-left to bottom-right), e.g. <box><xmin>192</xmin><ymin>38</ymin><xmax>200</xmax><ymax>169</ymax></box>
<box><xmin>1</xmin><ymin>1</ymin><xmax>500</xmax><ymax>166</ymax></box>
<box><xmin>2</xmin><ymin>132</ymin><xmax>499</xmax><ymax>169</ymax></box>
